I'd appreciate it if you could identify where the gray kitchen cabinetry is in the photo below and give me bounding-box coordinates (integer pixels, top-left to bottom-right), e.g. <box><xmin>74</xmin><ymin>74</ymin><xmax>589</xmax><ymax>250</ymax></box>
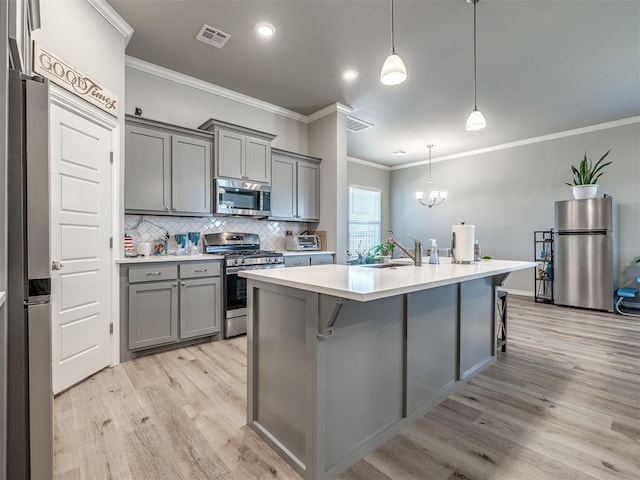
<box><xmin>179</xmin><ymin>263</ymin><xmax>222</xmax><ymax>339</ymax></box>
<box><xmin>271</xmin><ymin>149</ymin><xmax>321</xmax><ymax>221</ymax></box>
<box><xmin>125</xmin><ymin>116</ymin><xmax>213</xmax><ymax>216</ymax></box>
<box><xmin>284</xmin><ymin>254</ymin><xmax>334</xmax><ymax>267</ymax></box>
<box><xmin>121</xmin><ymin>260</ymin><xmax>222</xmax><ymax>360</ymax></box>
<box><xmin>199</xmin><ymin>118</ymin><xmax>276</xmax><ymax>184</ymax></box>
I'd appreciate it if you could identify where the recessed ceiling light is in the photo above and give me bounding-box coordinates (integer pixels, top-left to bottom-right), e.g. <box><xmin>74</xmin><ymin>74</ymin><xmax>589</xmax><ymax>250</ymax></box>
<box><xmin>394</xmin><ymin>150</ymin><xmax>407</xmax><ymax>155</ymax></box>
<box><xmin>255</xmin><ymin>23</ymin><xmax>276</xmax><ymax>37</ymax></box>
<box><xmin>343</xmin><ymin>69</ymin><xmax>358</xmax><ymax>80</ymax></box>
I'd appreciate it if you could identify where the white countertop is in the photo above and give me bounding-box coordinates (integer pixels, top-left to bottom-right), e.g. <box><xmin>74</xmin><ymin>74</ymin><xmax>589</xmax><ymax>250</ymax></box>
<box><xmin>239</xmin><ymin>257</ymin><xmax>536</xmax><ymax>301</ymax></box>
<box><xmin>116</xmin><ymin>254</ymin><xmax>224</xmax><ymax>264</ymax></box>
<box><xmin>277</xmin><ymin>250</ymin><xmax>335</xmax><ymax>256</ymax></box>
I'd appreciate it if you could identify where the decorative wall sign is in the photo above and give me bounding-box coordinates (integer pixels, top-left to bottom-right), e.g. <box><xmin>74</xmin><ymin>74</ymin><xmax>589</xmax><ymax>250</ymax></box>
<box><xmin>33</xmin><ymin>43</ymin><xmax>119</xmax><ymax>117</ymax></box>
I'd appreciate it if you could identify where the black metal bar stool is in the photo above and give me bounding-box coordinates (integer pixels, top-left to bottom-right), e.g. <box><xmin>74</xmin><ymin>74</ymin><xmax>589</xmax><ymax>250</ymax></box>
<box><xmin>496</xmin><ymin>290</ymin><xmax>508</xmax><ymax>353</ymax></box>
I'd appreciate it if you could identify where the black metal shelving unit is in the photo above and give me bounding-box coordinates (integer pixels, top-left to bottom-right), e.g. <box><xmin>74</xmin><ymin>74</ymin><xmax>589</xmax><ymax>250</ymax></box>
<box><xmin>534</xmin><ymin>230</ymin><xmax>554</xmax><ymax>303</ymax></box>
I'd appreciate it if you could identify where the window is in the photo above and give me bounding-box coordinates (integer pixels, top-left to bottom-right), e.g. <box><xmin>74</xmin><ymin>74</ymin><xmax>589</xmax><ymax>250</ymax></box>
<box><xmin>348</xmin><ymin>186</ymin><xmax>381</xmax><ymax>257</ymax></box>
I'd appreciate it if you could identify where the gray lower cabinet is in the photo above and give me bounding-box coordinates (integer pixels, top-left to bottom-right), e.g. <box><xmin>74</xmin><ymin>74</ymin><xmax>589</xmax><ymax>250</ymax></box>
<box><xmin>129</xmin><ymin>280</ymin><xmax>179</xmax><ymax>350</ymax></box>
<box><xmin>125</xmin><ymin>115</ymin><xmax>213</xmax><ymax>216</ymax></box>
<box><xmin>179</xmin><ymin>277</ymin><xmax>221</xmax><ymax>339</ymax></box>
<box><xmin>271</xmin><ymin>149</ymin><xmax>321</xmax><ymax>221</ymax></box>
<box><xmin>123</xmin><ymin>261</ymin><xmax>222</xmax><ymax>356</ymax></box>
<box><xmin>284</xmin><ymin>254</ymin><xmax>334</xmax><ymax>267</ymax></box>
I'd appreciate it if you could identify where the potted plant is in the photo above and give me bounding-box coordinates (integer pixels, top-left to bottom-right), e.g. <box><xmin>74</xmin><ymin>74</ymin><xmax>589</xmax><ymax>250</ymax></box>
<box><xmin>372</xmin><ymin>242</ymin><xmax>395</xmax><ymax>263</ymax></box>
<box><xmin>566</xmin><ymin>149</ymin><xmax>612</xmax><ymax>199</ymax></box>
<box><xmin>347</xmin><ymin>243</ymin><xmax>376</xmax><ymax>264</ymax></box>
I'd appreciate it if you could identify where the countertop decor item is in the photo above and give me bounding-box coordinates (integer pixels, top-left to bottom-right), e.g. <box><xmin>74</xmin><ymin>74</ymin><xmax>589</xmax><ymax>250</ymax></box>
<box><xmin>416</xmin><ymin>144</ymin><xmax>447</xmax><ymax>207</ymax></box>
<box><xmin>565</xmin><ymin>149</ymin><xmax>612</xmax><ymax>199</ymax></box>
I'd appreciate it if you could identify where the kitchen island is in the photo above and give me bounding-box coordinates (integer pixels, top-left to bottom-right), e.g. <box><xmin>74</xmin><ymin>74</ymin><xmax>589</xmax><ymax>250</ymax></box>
<box><xmin>240</xmin><ymin>258</ymin><xmax>535</xmax><ymax>480</ymax></box>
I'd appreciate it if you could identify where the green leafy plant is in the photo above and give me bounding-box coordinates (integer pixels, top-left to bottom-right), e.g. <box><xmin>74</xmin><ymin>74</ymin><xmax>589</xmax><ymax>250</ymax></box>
<box><xmin>347</xmin><ymin>242</ymin><xmax>376</xmax><ymax>264</ymax></box>
<box><xmin>372</xmin><ymin>242</ymin><xmax>395</xmax><ymax>257</ymax></box>
<box><xmin>565</xmin><ymin>150</ymin><xmax>612</xmax><ymax>186</ymax></box>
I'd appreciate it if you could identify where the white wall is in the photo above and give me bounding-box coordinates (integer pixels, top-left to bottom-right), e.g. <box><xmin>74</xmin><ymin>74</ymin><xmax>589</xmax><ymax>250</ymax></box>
<box><xmin>125</xmin><ymin>65</ymin><xmax>308</xmax><ymax>154</ymax></box>
<box><xmin>391</xmin><ymin>120</ymin><xmax>640</xmax><ymax>293</ymax></box>
<box><xmin>347</xmin><ymin>158</ymin><xmax>391</xmax><ymax>240</ymax></box>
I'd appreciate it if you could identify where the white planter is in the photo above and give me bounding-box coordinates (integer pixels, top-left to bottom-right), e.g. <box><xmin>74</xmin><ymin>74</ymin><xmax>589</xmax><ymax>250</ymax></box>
<box><xmin>571</xmin><ymin>184</ymin><xmax>598</xmax><ymax>200</ymax></box>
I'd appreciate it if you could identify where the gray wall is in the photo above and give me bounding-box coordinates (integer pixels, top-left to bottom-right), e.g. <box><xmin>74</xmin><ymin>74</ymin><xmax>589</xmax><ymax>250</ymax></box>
<box><xmin>125</xmin><ymin>66</ymin><xmax>308</xmax><ymax>154</ymax></box>
<box><xmin>309</xmin><ymin>110</ymin><xmax>348</xmax><ymax>263</ymax></box>
<box><xmin>0</xmin><ymin>0</ymin><xmax>8</xmax><ymax>474</ymax></box>
<box><xmin>391</xmin><ymin>121</ymin><xmax>640</xmax><ymax>293</ymax></box>
<box><xmin>347</xmin><ymin>159</ymin><xmax>391</xmax><ymax>240</ymax></box>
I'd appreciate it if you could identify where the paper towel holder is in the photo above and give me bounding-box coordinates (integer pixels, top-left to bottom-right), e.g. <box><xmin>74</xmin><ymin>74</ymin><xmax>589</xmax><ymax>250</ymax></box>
<box><xmin>451</xmin><ymin>222</ymin><xmax>476</xmax><ymax>264</ymax></box>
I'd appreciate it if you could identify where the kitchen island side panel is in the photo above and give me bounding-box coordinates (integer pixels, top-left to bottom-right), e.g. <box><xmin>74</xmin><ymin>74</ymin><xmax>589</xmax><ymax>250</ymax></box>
<box><xmin>407</xmin><ymin>284</ymin><xmax>458</xmax><ymax>412</ymax></box>
<box><xmin>253</xmin><ymin>286</ymin><xmax>310</xmax><ymax>464</ymax></box>
<box><xmin>320</xmin><ymin>296</ymin><xmax>405</xmax><ymax>470</ymax></box>
<box><xmin>460</xmin><ymin>277</ymin><xmax>495</xmax><ymax>379</ymax></box>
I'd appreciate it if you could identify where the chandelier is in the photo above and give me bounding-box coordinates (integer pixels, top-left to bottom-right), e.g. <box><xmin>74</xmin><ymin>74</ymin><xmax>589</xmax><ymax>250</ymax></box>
<box><xmin>415</xmin><ymin>145</ymin><xmax>447</xmax><ymax>208</ymax></box>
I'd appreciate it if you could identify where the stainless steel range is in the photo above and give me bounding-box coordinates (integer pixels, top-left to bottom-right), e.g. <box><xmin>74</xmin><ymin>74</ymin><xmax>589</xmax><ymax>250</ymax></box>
<box><xmin>203</xmin><ymin>232</ymin><xmax>284</xmax><ymax>338</ymax></box>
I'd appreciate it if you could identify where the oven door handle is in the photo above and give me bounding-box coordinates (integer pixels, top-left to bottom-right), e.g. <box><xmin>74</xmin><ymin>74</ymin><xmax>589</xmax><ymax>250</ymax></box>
<box><xmin>226</xmin><ymin>265</ymin><xmax>284</xmax><ymax>275</ymax></box>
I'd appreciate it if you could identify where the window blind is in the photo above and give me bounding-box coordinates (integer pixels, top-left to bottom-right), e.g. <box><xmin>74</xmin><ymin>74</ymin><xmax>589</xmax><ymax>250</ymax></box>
<box><xmin>348</xmin><ymin>186</ymin><xmax>381</xmax><ymax>257</ymax></box>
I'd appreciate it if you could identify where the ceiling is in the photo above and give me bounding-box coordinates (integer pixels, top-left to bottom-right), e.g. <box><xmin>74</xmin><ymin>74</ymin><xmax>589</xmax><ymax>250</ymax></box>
<box><xmin>107</xmin><ymin>0</ymin><xmax>640</xmax><ymax>167</ymax></box>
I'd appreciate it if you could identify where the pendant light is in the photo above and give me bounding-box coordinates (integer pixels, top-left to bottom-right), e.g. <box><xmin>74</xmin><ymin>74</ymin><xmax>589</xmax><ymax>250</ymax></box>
<box><xmin>466</xmin><ymin>0</ymin><xmax>486</xmax><ymax>131</ymax></box>
<box><xmin>380</xmin><ymin>0</ymin><xmax>407</xmax><ymax>86</ymax></box>
<box><xmin>415</xmin><ymin>145</ymin><xmax>448</xmax><ymax>208</ymax></box>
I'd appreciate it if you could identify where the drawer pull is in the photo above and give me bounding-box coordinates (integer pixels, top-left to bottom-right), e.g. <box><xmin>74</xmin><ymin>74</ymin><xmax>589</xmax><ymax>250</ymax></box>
<box><xmin>146</xmin><ymin>272</ymin><xmax>162</xmax><ymax>276</ymax></box>
<box><xmin>194</xmin><ymin>269</ymin><xmax>208</xmax><ymax>272</ymax></box>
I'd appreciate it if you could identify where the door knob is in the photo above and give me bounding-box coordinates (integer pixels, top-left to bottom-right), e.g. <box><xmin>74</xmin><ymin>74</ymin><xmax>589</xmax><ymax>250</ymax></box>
<box><xmin>52</xmin><ymin>261</ymin><xmax>64</xmax><ymax>271</ymax></box>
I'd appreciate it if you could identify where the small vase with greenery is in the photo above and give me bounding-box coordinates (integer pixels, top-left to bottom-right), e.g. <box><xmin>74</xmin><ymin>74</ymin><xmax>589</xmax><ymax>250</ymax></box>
<box><xmin>566</xmin><ymin>149</ymin><xmax>612</xmax><ymax>199</ymax></box>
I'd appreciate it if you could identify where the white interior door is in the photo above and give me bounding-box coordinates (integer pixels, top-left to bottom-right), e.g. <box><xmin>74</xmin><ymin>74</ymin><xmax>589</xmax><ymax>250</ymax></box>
<box><xmin>50</xmin><ymin>103</ymin><xmax>112</xmax><ymax>394</ymax></box>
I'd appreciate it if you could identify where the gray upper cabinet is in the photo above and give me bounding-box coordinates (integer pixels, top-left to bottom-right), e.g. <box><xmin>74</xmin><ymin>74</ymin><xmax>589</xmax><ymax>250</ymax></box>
<box><xmin>125</xmin><ymin>125</ymin><xmax>171</xmax><ymax>212</ymax></box>
<box><xmin>271</xmin><ymin>149</ymin><xmax>322</xmax><ymax>222</ymax></box>
<box><xmin>171</xmin><ymin>135</ymin><xmax>212</xmax><ymax>214</ymax></box>
<box><xmin>199</xmin><ymin>118</ymin><xmax>275</xmax><ymax>184</ymax></box>
<box><xmin>125</xmin><ymin>116</ymin><xmax>213</xmax><ymax>216</ymax></box>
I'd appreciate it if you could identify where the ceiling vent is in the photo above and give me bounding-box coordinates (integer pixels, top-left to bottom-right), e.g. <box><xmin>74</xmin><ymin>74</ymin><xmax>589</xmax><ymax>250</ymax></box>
<box><xmin>346</xmin><ymin>116</ymin><xmax>374</xmax><ymax>133</ymax></box>
<box><xmin>196</xmin><ymin>24</ymin><xmax>231</xmax><ymax>49</ymax></box>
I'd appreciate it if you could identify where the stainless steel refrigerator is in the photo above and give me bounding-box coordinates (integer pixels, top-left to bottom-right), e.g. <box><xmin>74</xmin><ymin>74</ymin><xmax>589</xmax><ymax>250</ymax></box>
<box><xmin>6</xmin><ymin>69</ymin><xmax>53</xmax><ymax>479</ymax></box>
<box><xmin>554</xmin><ymin>197</ymin><xmax>616</xmax><ymax>312</ymax></box>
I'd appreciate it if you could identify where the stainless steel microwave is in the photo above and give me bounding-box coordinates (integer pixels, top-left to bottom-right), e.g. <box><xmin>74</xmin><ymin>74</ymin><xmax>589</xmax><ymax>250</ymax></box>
<box><xmin>215</xmin><ymin>178</ymin><xmax>271</xmax><ymax>217</ymax></box>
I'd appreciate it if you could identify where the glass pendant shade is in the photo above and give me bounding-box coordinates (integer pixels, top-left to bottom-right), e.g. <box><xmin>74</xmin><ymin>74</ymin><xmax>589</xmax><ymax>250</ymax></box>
<box><xmin>415</xmin><ymin>191</ymin><xmax>424</xmax><ymax>200</ymax></box>
<box><xmin>466</xmin><ymin>108</ymin><xmax>486</xmax><ymax>131</ymax></box>
<box><xmin>380</xmin><ymin>53</ymin><xmax>407</xmax><ymax>85</ymax></box>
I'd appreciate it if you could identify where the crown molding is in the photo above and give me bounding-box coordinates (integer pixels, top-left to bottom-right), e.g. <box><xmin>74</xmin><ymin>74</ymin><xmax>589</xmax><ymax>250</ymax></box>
<box><xmin>125</xmin><ymin>56</ymin><xmax>308</xmax><ymax>123</ymax></box>
<box><xmin>86</xmin><ymin>0</ymin><xmax>134</xmax><ymax>45</ymax></box>
<box><xmin>391</xmin><ymin>115</ymin><xmax>640</xmax><ymax>170</ymax></box>
<box><xmin>307</xmin><ymin>103</ymin><xmax>353</xmax><ymax>123</ymax></box>
<box><xmin>347</xmin><ymin>156</ymin><xmax>391</xmax><ymax>171</ymax></box>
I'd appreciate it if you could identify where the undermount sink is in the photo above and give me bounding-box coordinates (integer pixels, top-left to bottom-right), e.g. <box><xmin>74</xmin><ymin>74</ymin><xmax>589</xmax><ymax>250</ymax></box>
<box><xmin>356</xmin><ymin>263</ymin><xmax>413</xmax><ymax>269</ymax></box>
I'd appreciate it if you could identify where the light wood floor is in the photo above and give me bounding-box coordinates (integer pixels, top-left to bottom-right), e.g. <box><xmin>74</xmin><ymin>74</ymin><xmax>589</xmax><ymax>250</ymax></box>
<box><xmin>54</xmin><ymin>296</ymin><xmax>640</xmax><ymax>480</ymax></box>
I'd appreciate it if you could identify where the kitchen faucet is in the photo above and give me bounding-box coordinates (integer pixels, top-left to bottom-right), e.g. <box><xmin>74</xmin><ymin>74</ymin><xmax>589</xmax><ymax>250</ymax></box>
<box><xmin>387</xmin><ymin>232</ymin><xmax>423</xmax><ymax>266</ymax></box>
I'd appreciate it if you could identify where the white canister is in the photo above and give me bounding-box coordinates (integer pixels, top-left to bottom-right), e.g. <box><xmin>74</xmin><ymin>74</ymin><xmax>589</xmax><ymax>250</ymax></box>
<box><xmin>451</xmin><ymin>224</ymin><xmax>475</xmax><ymax>263</ymax></box>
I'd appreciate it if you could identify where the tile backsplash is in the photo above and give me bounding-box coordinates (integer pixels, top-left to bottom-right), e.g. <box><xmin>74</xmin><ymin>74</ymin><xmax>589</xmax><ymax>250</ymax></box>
<box><xmin>124</xmin><ymin>215</ymin><xmax>312</xmax><ymax>251</ymax></box>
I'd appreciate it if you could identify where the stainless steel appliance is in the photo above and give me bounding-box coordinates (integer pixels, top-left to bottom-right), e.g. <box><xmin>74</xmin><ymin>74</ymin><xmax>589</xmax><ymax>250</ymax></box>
<box><xmin>215</xmin><ymin>178</ymin><xmax>271</xmax><ymax>217</ymax></box>
<box><xmin>285</xmin><ymin>234</ymin><xmax>321</xmax><ymax>251</ymax></box>
<box><xmin>204</xmin><ymin>232</ymin><xmax>284</xmax><ymax>337</ymax></box>
<box><xmin>554</xmin><ymin>196</ymin><xmax>616</xmax><ymax>311</ymax></box>
<box><xmin>6</xmin><ymin>69</ymin><xmax>53</xmax><ymax>479</ymax></box>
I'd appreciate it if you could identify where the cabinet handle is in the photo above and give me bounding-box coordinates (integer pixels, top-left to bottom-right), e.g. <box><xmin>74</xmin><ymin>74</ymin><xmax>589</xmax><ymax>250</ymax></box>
<box><xmin>164</xmin><ymin>206</ymin><xmax>170</xmax><ymax>211</ymax></box>
<box><xmin>173</xmin><ymin>283</ymin><xmax>178</xmax><ymax>287</ymax></box>
<box><xmin>171</xmin><ymin>207</ymin><xmax>176</xmax><ymax>212</ymax></box>
<box><xmin>181</xmin><ymin>281</ymin><xmax>186</xmax><ymax>286</ymax></box>
<box><xmin>194</xmin><ymin>269</ymin><xmax>208</xmax><ymax>272</ymax></box>
<box><xmin>146</xmin><ymin>272</ymin><xmax>162</xmax><ymax>276</ymax></box>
